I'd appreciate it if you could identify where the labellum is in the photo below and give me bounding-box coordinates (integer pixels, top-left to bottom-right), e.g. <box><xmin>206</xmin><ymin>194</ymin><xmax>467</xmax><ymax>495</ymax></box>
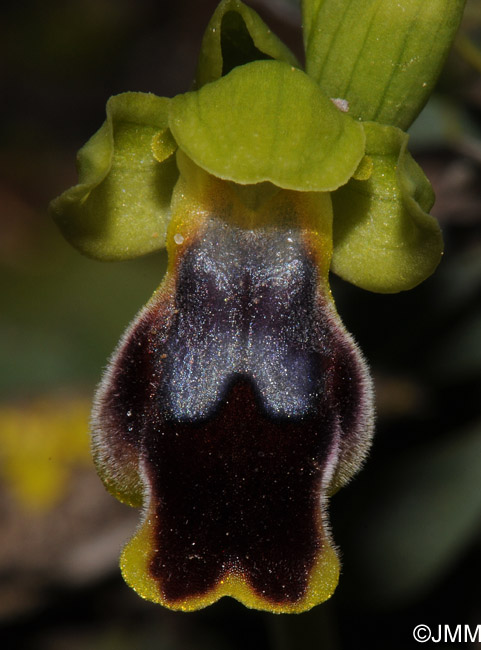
<box><xmin>92</xmin><ymin>156</ymin><xmax>374</xmax><ymax>612</ymax></box>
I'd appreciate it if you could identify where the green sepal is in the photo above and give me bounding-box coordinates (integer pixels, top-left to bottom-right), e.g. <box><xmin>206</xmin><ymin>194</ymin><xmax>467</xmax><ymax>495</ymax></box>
<box><xmin>303</xmin><ymin>0</ymin><xmax>466</xmax><ymax>130</ymax></box>
<box><xmin>331</xmin><ymin>122</ymin><xmax>442</xmax><ymax>293</ymax></box>
<box><xmin>49</xmin><ymin>92</ymin><xmax>178</xmax><ymax>261</ymax></box>
<box><xmin>170</xmin><ymin>60</ymin><xmax>365</xmax><ymax>192</ymax></box>
<box><xmin>195</xmin><ymin>0</ymin><xmax>299</xmax><ymax>89</ymax></box>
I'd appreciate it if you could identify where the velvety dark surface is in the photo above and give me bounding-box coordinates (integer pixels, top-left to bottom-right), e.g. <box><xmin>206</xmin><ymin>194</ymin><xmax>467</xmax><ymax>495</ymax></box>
<box><xmin>148</xmin><ymin>376</ymin><xmax>332</xmax><ymax>603</ymax></box>
<box><xmin>103</xmin><ymin>218</ymin><xmax>370</xmax><ymax>604</ymax></box>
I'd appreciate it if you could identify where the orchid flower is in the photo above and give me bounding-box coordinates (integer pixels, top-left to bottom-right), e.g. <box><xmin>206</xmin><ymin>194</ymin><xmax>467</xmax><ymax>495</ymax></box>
<box><xmin>49</xmin><ymin>0</ymin><xmax>465</xmax><ymax>613</ymax></box>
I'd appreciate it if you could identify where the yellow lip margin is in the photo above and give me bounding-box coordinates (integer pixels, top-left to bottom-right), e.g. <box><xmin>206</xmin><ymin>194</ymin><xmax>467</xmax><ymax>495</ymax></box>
<box><xmin>120</xmin><ymin>505</ymin><xmax>340</xmax><ymax>613</ymax></box>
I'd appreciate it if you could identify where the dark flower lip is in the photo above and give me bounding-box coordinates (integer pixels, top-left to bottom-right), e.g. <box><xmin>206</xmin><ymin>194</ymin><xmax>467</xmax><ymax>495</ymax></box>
<box><xmin>92</xmin><ymin>203</ymin><xmax>374</xmax><ymax>612</ymax></box>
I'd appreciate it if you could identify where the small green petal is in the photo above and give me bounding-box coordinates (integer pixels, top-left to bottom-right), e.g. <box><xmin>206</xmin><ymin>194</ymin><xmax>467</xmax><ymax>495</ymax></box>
<box><xmin>303</xmin><ymin>0</ymin><xmax>466</xmax><ymax>129</ymax></box>
<box><xmin>170</xmin><ymin>60</ymin><xmax>365</xmax><ymax>192</ymax></box>
<box><xmin>49</xmin><ymin>92</ymin><xmax>178</xmax><ymax>261</ymax></box>
<box><xmin>195</xmin><ymin>0</ymin><xmax>299</xmax><ymax>89</ymax></box>
<box><xmin>331</xmin><ymin>122</ymin><xmax>442</xmax><ymax>293</ymax></box>
<box><xmin>152</xmin><ymin>128</ymin><xmax>177</xmax><ymax>163</ymax></box>
<box><xmin>352</xmin><ymin>156</ymin><xmax>373</xmax><ymax>181</ymax></box>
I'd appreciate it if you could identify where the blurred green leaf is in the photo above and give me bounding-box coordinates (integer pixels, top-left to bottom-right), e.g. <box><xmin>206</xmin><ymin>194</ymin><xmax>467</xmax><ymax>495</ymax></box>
<box><xmin>0</xmin><ymin>227</ymin><xmax>166</xmax><ymax>396</ymax></box>
<box><xmin>429</xmin><ymin>309</ymin><xmax>481</xmax><ymax>380</ymax></box>
<box><xmin>339</xmin><ymin>418</ymin><xmax>481</xmax><ymax>605</ymax></box>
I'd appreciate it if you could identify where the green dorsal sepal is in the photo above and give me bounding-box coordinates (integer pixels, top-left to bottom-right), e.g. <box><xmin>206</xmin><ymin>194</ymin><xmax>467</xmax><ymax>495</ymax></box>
<box><xmin>171</xmin><ymin>60</ymin><xmax>365</xmax><ymax>192</ymax></box>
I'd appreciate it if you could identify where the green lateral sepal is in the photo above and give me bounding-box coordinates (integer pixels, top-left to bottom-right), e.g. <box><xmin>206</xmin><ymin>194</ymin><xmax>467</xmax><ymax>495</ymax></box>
<box><xmin>49</xmin><ymin>92</ymin><xmax>178</xmax><ymax>261</ymax></box>
<box><xmin>331</xmin><ymin>121</ymin><xmax>443</xmax><ymax>293</ymax></box>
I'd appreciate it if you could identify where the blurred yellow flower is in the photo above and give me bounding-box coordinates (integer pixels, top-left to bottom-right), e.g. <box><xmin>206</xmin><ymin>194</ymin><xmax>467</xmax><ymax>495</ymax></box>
<box><xmin>0</xmin><ymin>397</ymin><xmax>92</xmax><ymax>511</ymax></box>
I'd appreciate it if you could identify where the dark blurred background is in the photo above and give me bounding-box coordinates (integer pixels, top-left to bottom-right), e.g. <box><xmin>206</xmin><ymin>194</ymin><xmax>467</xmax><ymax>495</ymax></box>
<box><xmin>1</xmin><ymin>1</ymin><xmax>481</xmax><ymax>648</ymax></box>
